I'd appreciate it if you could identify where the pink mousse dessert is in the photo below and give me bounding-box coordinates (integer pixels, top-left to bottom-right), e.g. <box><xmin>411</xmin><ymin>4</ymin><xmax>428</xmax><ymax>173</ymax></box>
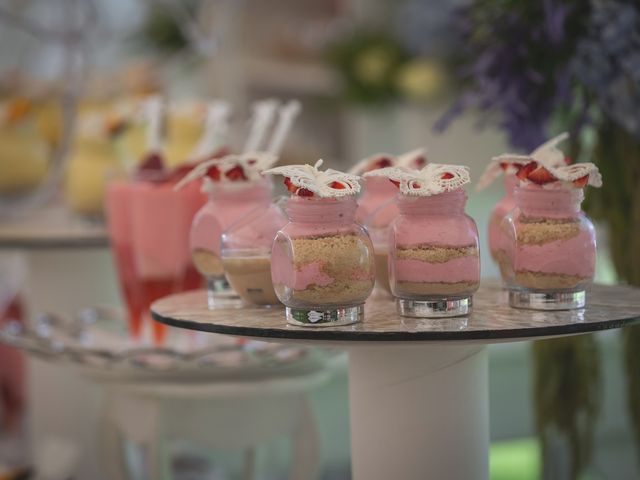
<box><xmin>488</xmin><ymin>174</ymin><xmax>517</xmax><ymax>278</ymax></box>
<box><xmin>350</xmin><ymin>149</ymin><xmax>427</xmax><ymax>294</ymax></box>
<box><xmin>498</xmin><ymin>136</ymin><xmax>602</xmax><ymax>309</ymax></box>
<box><xmin>479</xmin><ymin>133</ymin><xmax>574</xmax><ymax>282</ymax></box>
<box><xmin>366</xmin><ymin>164</ymin><xmax>479</xmax><ymax>317</ymax></box>
<box><xmin>178</xmin><ymin>153</ymin><xmax>278</xmax><ymax>299</ymax></box>
<box><xmin>266</xmin><ymin>160</ymin><xmax>375</xmax><ymax>327</ymax></box>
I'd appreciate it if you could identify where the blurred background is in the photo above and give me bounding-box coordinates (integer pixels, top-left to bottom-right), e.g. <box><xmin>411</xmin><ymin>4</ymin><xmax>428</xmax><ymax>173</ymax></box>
<box><xmin>0</xmin><ymin>0</ymin><xmax>638</xmax><ymax>479</ymax></box>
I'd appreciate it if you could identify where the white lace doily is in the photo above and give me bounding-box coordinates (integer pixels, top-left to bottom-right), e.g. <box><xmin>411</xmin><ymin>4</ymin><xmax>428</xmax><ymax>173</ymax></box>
<box><xmin>477</xmin><ymin>133</ymin><xmax>569</xmax><ymax>190</ymax></box>
<box><xmin>481</xmin><ymin>132</ymin><xmax>602</xmax><ymax>189</ymax></box>
<box><xmin>265</xmin><ymin>159</ymin><xmax>361</xmax><ymax>198</ymax></box>
<box><xmin>348</xmin><ymin>147</ymin><xmax>428</xmax><ymax>175</ymax></box>
<box><xmin>365</xmin><ymin>163</ymin><xmax>470</xmax><ymax>196</ymax></box>
<box><xmin>175</xmin><ymin>151</ymin><xmax>278</xmax><ymax>189</ymax></box>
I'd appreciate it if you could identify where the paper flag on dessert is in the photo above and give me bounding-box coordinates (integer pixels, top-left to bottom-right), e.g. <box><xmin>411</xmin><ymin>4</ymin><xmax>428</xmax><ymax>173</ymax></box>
<box><xmin>265</xmin><ymin>159</ymin><xmax>361</xmax><ymax>198</ymax></box>
<box><xmin>365</xmin><ymin>163</ymin><xmax>470</xmax><ymax>196</ymax></box>
<box><xmin>477</xmin><ymin>133</ymin><xmax>572</xmax><ymax>190</ymax></box>
<box><xmin>348</xmin><ymin>147</ymin><xmax>428</xmax><ymax>175</ymax></box>
<box><xmin>487</xmin><ymin>132</ymin><xmax>602</xmax><ymax>189</ymax></box>
<box><xmin>175</xmin><ymin>151</ymin><xmax>278</xmax><ymax>189</ymax></box>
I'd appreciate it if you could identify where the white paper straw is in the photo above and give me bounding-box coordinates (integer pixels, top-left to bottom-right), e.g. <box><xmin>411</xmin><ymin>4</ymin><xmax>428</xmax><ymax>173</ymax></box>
<box><xmin>266</xmin><ymin>100</ymin><xmax>301</xmax><ymax>156</ymax></box>
<box><xmin>242</xmin><ymin>99</ymin><xmax>279</xmax><ymax>153</ymax></box>
<box><xmin>146</xmin><ymin>95</ymin><xmax>165</xmax><ymax>153</ymax></box>
<box><xmin>188</xmin><ymin>100</ymin><xmax>231</xmax><ymax>162</ymax></box>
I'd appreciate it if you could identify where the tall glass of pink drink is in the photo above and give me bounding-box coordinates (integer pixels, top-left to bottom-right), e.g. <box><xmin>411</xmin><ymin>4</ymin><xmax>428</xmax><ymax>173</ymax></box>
<box><xmin>106</xmin><ymin>175</ymin><xmax>205</xmax><ymax>343</ymax></box>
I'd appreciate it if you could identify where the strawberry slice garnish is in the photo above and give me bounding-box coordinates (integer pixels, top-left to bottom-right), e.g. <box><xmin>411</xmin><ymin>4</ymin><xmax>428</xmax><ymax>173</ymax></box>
<box><xmin>139</xmin><ymin>152</ymin><xmax>165</xmax><ymax>172</ymax></box>
<box><xmin>413</xmin><ymin>156</ymin><xmax>427</xmax><ymax>168</ymax></box>
<box><xmin>284</xmin><ymin>177</ymin><xmax>297</xmax><ymax>193</ymax></box>
<box><xmin>372</xmin><ymin>157</ymin><xmax>393</xmax><ymax>170</ymax></box>
<box><xmin>527</xmin><ymin>166</ymin><xmax>556</xmax><ymax>185</ymax></box>
<box><xmin>284</xmin><ymin>177</ymin><xmax>315</xmax><ymax>196</ymax></box>
<box><xmin>572</xmin><ymin>175</ymin><xmax>589</xmax><ymax>188</ymax></box>
<box><xmin>206</xmin><ymin>165</ymin><xmax>221</xmax><ymax>181</ymax></box>
<box><xmin>330</xmin><ymin>181</ymin><xmax>346</xmax><ymax>189</ymax></box>
<box><xmin>515</xmin><ymin>162</ymin><xmax>537</xmax><ymax>181</ymax></box>
<box><xmin>225</xmin><ymin>165</ymin><xmax>247</xmax><ymax>181</ymax></box>
<box><xmin>441</xmin><ymin>172</ymin><xmax>454</xmax><ymax>180</ymax></box>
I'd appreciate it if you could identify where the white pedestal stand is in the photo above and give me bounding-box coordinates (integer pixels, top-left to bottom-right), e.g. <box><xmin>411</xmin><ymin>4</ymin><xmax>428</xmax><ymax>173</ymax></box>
<box><xmin>349</xmin><ymin>345</ymin><xmax>488</xmax><ymax>480</ymax></box>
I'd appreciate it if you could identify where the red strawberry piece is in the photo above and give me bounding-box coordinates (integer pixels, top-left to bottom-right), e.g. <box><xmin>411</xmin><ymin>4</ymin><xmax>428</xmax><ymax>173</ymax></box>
<box><xmin>139</xmin><ymin>152</ymin><xmax>165</xmax><ymax>172</ymax></box>
<box><xmin>499</xmin><ymin>162</ymin><xmax>510</xmax><ymax>170</ymax></box>
<box><xmin>527</xmin><ymin>166</ymin><xmax>556</xmax><ymax>185</ymax></box>
<box><xmin>206</xmin><ymin>165</ymin><xmax>221</xmax><ymax>181</ymax></box>
<box><xmin>330</xmin><ymin>181</ymin><xmax>346</xmax><ymax>189</ymax></box>
<box><xmin>297</xmin><ymin>188</ymin><xmax>314</xmax><ymax>197</ymax></box>
<box><xmin>564</xmin><ymin>156</ymin><xmax>572</xmax><ymax>165</ymax></box>
<box><xmin>225</xmin><ymin>165</ymin><xmax>247</xmax><ymax>181</ymax></box>
<box><xmin>515</xmin><ymin>162</ymin><xmax>537</xmax><ymax>181</ymax></box>
<box><xmin>372</xmin><ymin>157</ymin><xmax>393</xmax><ymax>169</ymax></box>
<box><xmin>390</xmin><ymin>179</ymin><xmax>400</xmax><ymax>187</ymax></box>
<box><xmin>413</xmin><ymin>156</ymin><xmax>427</xmax><ymax>168</ymax></box>
<box><xmin>441</xmin><ymin>172</ymin><xmax>454</xmax><ymax>180</ymax></box>
<box><xmin>284</xmin><ymin>177</ymin><xmax>297</xmax><ymax>193</ymax></box>
<box><xmin>572</xmin><ymin>175</ymin><xmax>589</xmax><ymax>188</ymax></box>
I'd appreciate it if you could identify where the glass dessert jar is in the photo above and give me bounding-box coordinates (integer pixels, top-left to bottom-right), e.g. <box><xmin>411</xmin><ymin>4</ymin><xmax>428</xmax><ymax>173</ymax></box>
<box><xmin>488</xmin><ymin>174</ymin><xmax>517</xmax><ymax>280</ymax></box>
<box><xmin>271</xmin><ymin>196</ymin><xmax>375</xmax><ymax>326</ymax></box>
<box><xmin>365</xmin><ymin>163</ymin><xmax>479</xmax><ymax>317</ymax></box>
<box><xmin>390</xmin><ymin>189</ymin><xmax>480</xmax><ymax>317</ymax></box>
<box><xmin>502</xmin><ymin>185</ymin><xmax>596</xmax><ymax>309</ymax></box>
<box><xmin>265</xmin><ymin>160</ymin><xmax>374</xmax><ymax>326</ymax></box>
<box><xmin>221</xmin><ymin>200</ymin><xmax>287</xmax><ymax>306</ymax></box>
<box><xmin>190</xmin><ymin>177</ymin><xmax>273</xmax><ymax>297</ymax></box>
<box><xmin>363</xmin><ymin>198</ymin><xmax>398</xmax><ymax>295</ymax></box>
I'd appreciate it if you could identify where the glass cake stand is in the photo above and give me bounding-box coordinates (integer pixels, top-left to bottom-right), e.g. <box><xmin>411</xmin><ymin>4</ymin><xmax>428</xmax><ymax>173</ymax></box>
<box><xmin>0</xmin><ymin>305</ymin><xmax>332</xmax><ymax>479</ymax></box>
<box><xmin>151</xmin><ymin>282</ymin><xmax>640</xmax><ymax>480</ymax></box>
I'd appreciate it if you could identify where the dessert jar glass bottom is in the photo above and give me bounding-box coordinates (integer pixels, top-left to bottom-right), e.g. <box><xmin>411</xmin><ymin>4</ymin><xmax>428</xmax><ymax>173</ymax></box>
<box><xmin>502</xmin><ymin>186</ymin><xmax>596</xmax><ymax>310</ymax></box>
<box><xmin>271</xmin><ymin>197</ymin><xmax>375</xmax><ymax>327</ymax></box>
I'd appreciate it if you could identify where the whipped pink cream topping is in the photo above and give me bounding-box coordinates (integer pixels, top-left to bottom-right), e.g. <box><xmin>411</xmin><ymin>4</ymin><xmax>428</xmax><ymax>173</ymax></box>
<box><xmin>513</xmin><ymin>230</ymin><xmax>596</xmax><ymax>278</ymax></box>
<box><xmin>392</xmin><ymin>256</ymin><xmax>480</xmax><ymax>283</ymax></box>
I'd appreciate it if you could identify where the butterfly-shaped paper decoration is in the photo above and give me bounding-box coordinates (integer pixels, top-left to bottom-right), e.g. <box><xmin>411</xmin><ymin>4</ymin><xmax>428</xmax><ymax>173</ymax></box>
<box><xmin>265</xmin><ymin>159</ymin><xmax>361</xmax><ymax>198</ymax></box>
<box><xmin>486</xmin><ymin>132</ymin><xmax>601</xmax><ymax>188</ymax></box>
<box><xmin>476</xmin><ymin>132</ymin><xmax>572</xmax><ymax>190</ymax></box>
<box><xmin>348</xmin><ymin>147</ymin><xmax>428</xmax><ymax>175</ymax></box>
<box><xmin>365</xmin><ymin>163</ymin><xmax>470</xmax><ymax>196</ymax></box>
<box><xmin>174</xmin><ymin>151</ymin><xmax>278</xmax><ymax>190</ymax></box>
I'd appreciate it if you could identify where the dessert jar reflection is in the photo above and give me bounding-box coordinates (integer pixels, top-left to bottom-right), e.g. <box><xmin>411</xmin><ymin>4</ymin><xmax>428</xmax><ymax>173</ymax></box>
<box><xmin>501</xmin><ymin>185</ymin><xmax>596</xmax><ymax>309</ymax></box>
<box><xmin>190</xmin><ymin>177</ymin><xmax>273</xmax><ymax>295</ymax></box>
<box><xmin>221</xmin><ymin>200</ymin><xmax>287</xmax><ymax>306</ymax></box>
<box><xmin>389</xmin><ymin>189</ymin><xmax>480</xmax><ymax>317</ymax></box>
<box><xmin>271</xmin><ymin>196</ymin><xmax>375</xmax><ymax>326</ymax></box>
<box><xmin>488</xmin><ymin>174</ymin><xmax>517</xmax><ymax>280</ymax></box>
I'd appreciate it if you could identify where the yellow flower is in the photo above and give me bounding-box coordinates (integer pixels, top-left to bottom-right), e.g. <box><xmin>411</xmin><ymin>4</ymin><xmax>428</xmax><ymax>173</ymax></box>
<box><xmin>396</xmin><ymin>59</ymin><xmax>448</xmax><ymax>102</ymax></box>
<box><xmin>354</xmin><ymin>47</ymin><xmax>395</xmax><ymax>86</ymax></box>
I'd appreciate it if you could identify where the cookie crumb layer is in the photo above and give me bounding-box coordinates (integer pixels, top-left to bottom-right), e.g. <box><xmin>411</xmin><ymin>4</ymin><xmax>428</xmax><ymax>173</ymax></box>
<box><xmin>514</xmin><ymin>270</ymin><xmax>588</xmax><ymax>290</ymax></box>
<box><xmin>395</xmin><ymin>280</ymin><xmax>479</xmax><ymax>296</ymax></box>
